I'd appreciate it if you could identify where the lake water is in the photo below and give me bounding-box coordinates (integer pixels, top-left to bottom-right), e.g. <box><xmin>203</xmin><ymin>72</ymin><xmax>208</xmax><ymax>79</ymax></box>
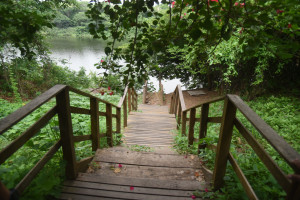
<box><xmin>48</xmin><ymin>38</ymin><xmax>184</xmax><ymax>93</ymax></box>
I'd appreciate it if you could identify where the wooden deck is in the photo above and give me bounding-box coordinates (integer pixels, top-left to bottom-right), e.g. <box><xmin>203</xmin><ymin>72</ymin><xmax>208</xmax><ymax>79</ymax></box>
<box><xmin>60</xmin><ymin>104</ymin><xmax>209</xmax><ymax>200</ymax></box>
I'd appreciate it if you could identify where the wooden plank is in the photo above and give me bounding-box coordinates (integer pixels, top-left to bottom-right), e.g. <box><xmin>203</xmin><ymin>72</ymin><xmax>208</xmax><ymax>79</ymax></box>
<box><xmin>181</xmin><ymin>111</ymin><xmax>187</xmax><ymax>136</ymax></box>
<box><xmin>73</xmin><ymin>135</ymin><xmax>92</xmax><ymax>143</ymax></box>
<box><xmin>90</xmin><ymin>97</ymin><xmax>99</xmax><ymax>150</ymax></box>
<box><xmin>56</xmin><ymin>88</ymin><xmax>77</xmax><ymax>179</ymax></box>
<box><xmin>207</xmin><ymin>117</ymin><xmax>222</xmax><ymax>123</ymax></box>
<box><xmin>188</xmin><ymin>108</ymin><xmax>196</xmax><ymax>145</ymax></box>
<box><xmin>0</xmin><ymin>106</ymin><xmax>57</xmax><ymax>165</ymax></box>
<box><xmin>228</xmin><ymin>95</ymin><xmax>300</xmax><ymax>170</ymax></box>
<box><xmin>228</xmin><ymin>152</ymin><xmax>259</xmax><ymax>200</ymax></box>
<box><xmin>184</xmin><ymin>96</ymin><xmax>225</xmax><ymax>112</ymax></box>
<box><xmin>234</xmin><ymin>118</ymin><xmax>291</xmax><ymax>192</ymax></box>
<box><xmin>106</xmin><ymin>104</ymin><xmax>113</xmax><ymax>147</ymax></box>
<box><xmin>61</xmin><ymin>186</ymin><xmax>191</xmax><ymax>200</ymax></box>
<box><xmin>0</xmin><ymin>84</ymin><xmax>65</xmax><ymax>135</ymax></box>
<box><xmin>94</xmin><ymin>149</ymin><xmax>201</xmax><ymax>168</ymax></box>
<box><xmin>177</xmin><ymin>84</ymin><xmax>187</xmax><ymax>111</ymax></box>
<box><xmin>213</xmin><ymin>97</ymin><xmax>237</xmax><ymax>189</ymax></box>
<box><xmin>77</xmin><ymin>156</ymin><xmax>94</xmax><ymax>173</ymax></box>
<box><xmin>123</xmin><ymin>94</ymin><xmax>127</xmax><ymax>127</ymax></box>
<box><xmin>63</xmin><ymin>180</ymin><xmax>195</xmax><ymax>197</ymax></box>
<box><xmin>60</xmin><ymin>193</ymin><xmax>123</xmax><ymax>200</ymax></box>
<box><xmin>15</xmin><ymin>140</ymin><xmax>62</xmax><ymax>194</ymax></box>
<box><xmin>198</xmin><ymin>103</ymin><xmax>209</xmax><ymax>150</ymax></box>
<box><xmin>142</xmin><ymin>80</ymin><xmax>147</xmax><ymax>104</ymax></box>
<box><xmin>117</xmin><ymin>85</ymin><xmax>128</xmax><ymax>108</ymax></box>
<box><xmin>70</xmin><ymin>106</ymin><xmax>90</xmax><ymax>115</ymax></box>
<box><xmin>69</xmin><ymin>86</ymin><xmax>117</xmax><ymax>108</ymax></box>
<box><xmin>77</xmin><ymin>173</ymin><xmax>207</xmax><ymax>191</ymax></box>
<box><xmin>116</xmin><ymin>107</ymin><xmax>121</xmax><ymax>133</ymax></box>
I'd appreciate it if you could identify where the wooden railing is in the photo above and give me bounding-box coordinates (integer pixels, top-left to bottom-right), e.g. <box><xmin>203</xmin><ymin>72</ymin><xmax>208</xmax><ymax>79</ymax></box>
<box><xmin>170</xmin><ymin>85</ymin><xmax>300</xmax><ymax>199</ymax></box>
<box><xmin>0</xmin><ymin>84</ymin><xmax>137</xmax><ymax>195</ymax></box>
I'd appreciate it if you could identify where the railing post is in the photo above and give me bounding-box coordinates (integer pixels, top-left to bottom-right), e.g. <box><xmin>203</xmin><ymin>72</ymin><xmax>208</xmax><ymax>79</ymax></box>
<box><xmin>198</xmin><ymin>103</ymin><xmax>209</xmax><ymax>151</ymax></box>
<box><xmin>123</xmin><ymin>95</ymin><xmax>127</xmax><ymax>127</ymax></box>
<box><xmin>106</xmin><ymin>104</ymin><xmax>113</xmax><ymax>147</ymax></box>
<box><xmin>177</xmin><ymin>103</ymin><xmax>182</xmax><ymax>130</ymax></box>
<box><xmin>143</xmin><ymin>81</ymin><xmax>147</xmax><ymax>104</ymax></box>
<box><xmin>213</xmin><ymin>97</ymin><xmax>237</xmax><ymax>190</ymax></box>
<box><xmin>169</xmin><ymin>94</ymin><xmax>174</xmax><ymax>114</ymax></box>
<box><xmin>188</xmin><ymin>108</ymin><xmax>196</xmax><ymax>145</ymax></box>
<box><xmin>181</xmin><ymin>111</ymin><xmax>187</xmax><ymax>136</ymax></box>
<box><xmin>128</xmin><ymin>88</ymin><xmax>131</xmax><ymax>113</ymax></box>
<box><xmin>56</xmin><ymin>87</ymin><xmax>77</xmax><ymax>179</ymax></box>
<box><xmin>174</xmin><ymin>90</ymin><xmax>179</xmax><ymax>117</ymax></box>
<box><xmin>116</xmin><ymin>107</ymin><xmax>121</xmax><ymax>133</ymax></box>
<box><xmin>90</xmin><ymin>97</ymin><xmax>99</xmax><ymax>151</ymax></box>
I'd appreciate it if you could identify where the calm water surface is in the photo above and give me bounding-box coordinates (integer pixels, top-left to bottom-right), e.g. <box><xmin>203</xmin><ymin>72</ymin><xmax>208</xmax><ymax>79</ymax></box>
<box><xmin>48</xmin><ymin>38</ymin><xmax>183</xmax><ymax>93</ymax></box>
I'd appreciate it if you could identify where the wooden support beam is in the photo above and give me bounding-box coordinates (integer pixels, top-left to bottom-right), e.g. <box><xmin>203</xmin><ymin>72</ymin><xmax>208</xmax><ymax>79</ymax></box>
<box><xmin>116</xmin><ymin>107</ymin><xmax>121</xmax><ymax>133</ymax></box>
<box><xmin>188</xmin><ymin>108</ymin><xmax>196</xmax><ymax>146</ymax></box>
<box><xmin>56</xmin><ymin>88</ymin><xmax>77</xmax><ymax>180</ymax></box>
<box><xmin>128</xmin><ymin>88</ymin><xmax>131</xmax><ymax>113</ymax></box>
<box><xmin>213</xmin><ymin>97</ymin><xmax>237</xmax><ymax>189</ymax></box>
<box><xmin>198</xmin><ymin>103</ymin><xmax>209</xmax><ymax>151</ymax></box>
<box><xmin>90</xmin><ymin>97</ymin><xmax>100</xmax><ymax>151</ymax></box>
<box><xmin>181</xmin><ymin>111</ymin><xmax>187</xmax><ymax>136</ymax></box>
<box><xmin>123</xmin><ymin>95</ymin><xmax>127</xmax><ymax>127</ymax></box>
<box><xmin>106</xmin><ymin>104</ymin><xmax>113</xmax><ymax>147</ymax></box>
<box><xmin>177</xmin><ymin>103</ymin><xmax>182</xmax><ymax>130</ymax></box>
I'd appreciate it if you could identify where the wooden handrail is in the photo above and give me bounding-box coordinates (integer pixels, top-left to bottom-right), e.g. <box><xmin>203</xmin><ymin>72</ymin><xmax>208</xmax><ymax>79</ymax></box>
<box><xmin>169</xmin><ymin>86</ymin><xmax>300</xmax><ymax>199</ymax></box>
<box><xmin>0</xmin><ymin>84</ymin><xmax>138</xmax><ymax>196</ymax></box>
<box><xmin>118</xmin><ymin>85</ymin><xmax>129</xmax><ymax>108</ymax></box>
<box><xmin>228</xmin><ymin>94</ymin><xmax>300</xmax><ymax>170</ymax></box>
<box><xmin>0</xmin><ymin>84</ymin><xmax>66</xmax><ymax>135</ymax></box>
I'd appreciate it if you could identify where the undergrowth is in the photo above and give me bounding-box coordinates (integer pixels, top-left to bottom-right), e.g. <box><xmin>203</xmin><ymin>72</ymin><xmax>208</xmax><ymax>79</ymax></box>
<box><xmin>173</xmin><ymin>95</ymin><xmax>300</xmax><ymax>199</ymax></box>
<box><xmin>0</xmin><ymin>92</ymin><xmax>123</xmax><ymax>199</ymax></box>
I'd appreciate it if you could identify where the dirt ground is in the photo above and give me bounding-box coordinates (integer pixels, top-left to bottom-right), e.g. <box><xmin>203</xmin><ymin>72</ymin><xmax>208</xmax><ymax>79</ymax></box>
<box><xmin>146</xmin><ymin>88</ymin><xmax>221</xmax><ymax>109</ymax></box>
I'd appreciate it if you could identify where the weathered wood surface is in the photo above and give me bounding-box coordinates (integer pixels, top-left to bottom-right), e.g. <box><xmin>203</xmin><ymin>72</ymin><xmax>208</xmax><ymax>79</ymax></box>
<box><xmin>61</xmin><ymin>147</ymin><xmax>208</xmax><ymax>200</ymax></box>
<box><xmin>123</xmin><ymin>104</ymin><xmax>177</xmax><ymax>147</ymax></box>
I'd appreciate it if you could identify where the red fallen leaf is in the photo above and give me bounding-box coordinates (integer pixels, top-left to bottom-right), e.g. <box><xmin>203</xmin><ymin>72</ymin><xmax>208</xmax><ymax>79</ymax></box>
<box><xmin>130</xmin><ymin>186</ymin><xmax>134</xmax><ymax>191</ymax></box>
<box><xmin>288</xmin><ymin>23</ymin><xmax>292</xmax><ymax>28</ymax></box>
<box><xmin>195</xmin><ymin>172</ymin><xmax>200</xmax><ymax>177</ymax></box>
<box><xmin>191</xmin><ymin>195</ymin><xmax>196</xmax><ymax>199</ymax></box>
<box><xmin>118</xmin><ymin>164</ymin><xmax>122</xmax><ymax>168</ymax></box>
<box><xmin>205</xmin><ymin>188</ymin><xmax>209</xmax><ymax>192</ymax></box>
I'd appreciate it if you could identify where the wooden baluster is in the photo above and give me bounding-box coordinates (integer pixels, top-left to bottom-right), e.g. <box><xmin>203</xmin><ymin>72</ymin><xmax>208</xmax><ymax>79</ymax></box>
<box><xmin>143</xmin><ymin>81</ymin><xmax>147</xmax><ymax>104</ymax></box>
<box><xmin>169</xmin><ymin>94</ymin><xmax>174</xmax><ymax>114</ymax></box>
<box><xmin>90</xmin><ymin>97</ymin><xmax>100</xmax><ymax>151</ymax></box>
<box><xmin>123</xmin><ymin>95</ymin><xmax>127</xmax><ymax>127</ymax></box>
<box><xmin>177</xmin><ymin>103</ymin><xmax>182</xmax><ymax>130</ymax></box>
<box><xmin>198</xmin><ymin>103</ymin><xmax>209</xmax><ymax>151</ymax></box>
<box><xmin>174</xmin><ymin>90</ymin><xmax>179</xmax><ymax>118</ymax></box>
<box><xmin>213</xmin><ymin>97</ymin><xmax>237</xmax><ymax>189</ymax></box>
<box><xmin>188</xmin><ymin>108</ymin><xmax>196</xmax><ymax>145</ymax></box>
<box><xmin>128</xmin><ymin>88</ymin><xmax>131</xmax><ymax>113</ymax></box>
<box><xmin>181</xmin><ymin>111</ymin><xmax>187</xmax><ymax>136</ymax></box>
<box><xmin>56</xmin><ymin>88</ymin><xmax>77</xmax><ymax>179</ymax></box>
<box><xmin>116</xmin><ymin>107</ymin><xmax>121</xmax><ymax>133</ymax></box>
<box><xmin>106</xmin><ymin>104</ymin><xmax>113</xmax><ymax>147</ymax></box>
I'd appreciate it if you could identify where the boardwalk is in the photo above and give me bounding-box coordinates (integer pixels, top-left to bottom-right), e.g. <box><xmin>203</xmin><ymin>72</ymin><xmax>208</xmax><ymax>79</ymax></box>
<box><xmin>60</xmin><ymin>104</ymin><xmax>209</xmax><ymax>200</ymax></box>
<box><xmin>124</xmin><ymin>104</ymin><xmax>176</xmax><ymax>147</ymax></box>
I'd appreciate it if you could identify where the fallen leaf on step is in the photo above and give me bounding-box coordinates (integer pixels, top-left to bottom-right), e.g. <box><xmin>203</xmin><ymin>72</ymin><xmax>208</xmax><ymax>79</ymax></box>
<box><xmin>195</xmin><ymin>172</ymin><xmax>200</xmax><ymax>177</ymax></box>
<box><xmin>114</xmin><ymin>168</ymin><xmax>121</xmax><ymax>173</ymax></box>
<box><xmin>190</xmin><ymin>155</ymin><xmax>195</xmax><ymax>160</ymax></box>
<box><xmin>87</xmin><ymin>166</ymin><xmax>94</xmax><ymax>173</ymax></box>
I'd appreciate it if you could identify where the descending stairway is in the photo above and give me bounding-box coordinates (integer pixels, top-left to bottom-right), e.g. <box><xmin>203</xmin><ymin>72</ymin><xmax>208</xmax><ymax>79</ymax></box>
<box><xmin>60</xmin><ymin>105</ymin><xmax>210</xmax><ymax>200</ymax></box>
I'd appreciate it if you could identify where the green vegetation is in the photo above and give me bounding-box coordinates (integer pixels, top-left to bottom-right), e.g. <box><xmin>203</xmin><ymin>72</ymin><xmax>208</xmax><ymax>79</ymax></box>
<box><xmin>128</xmin><ymin>144</ymin><xmax>154</xmax><ymax>152</ymax></box>
<box><xmin>174</xmin><ymin>95</ymin><xmax>300</xmax><ymax>199</ymax></box>
<box><xmin>0</xmin><ymin>92</ymin><xmax>122</xmax><ymax>200</ymax></box>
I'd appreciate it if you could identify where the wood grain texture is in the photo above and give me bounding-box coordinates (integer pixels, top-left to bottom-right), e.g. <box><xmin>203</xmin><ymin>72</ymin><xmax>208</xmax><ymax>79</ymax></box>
<box><xmin>0</xmin><ymin>84</ymin><xmax>65</xmax><ymax>135</ymax></box>
<box><xmin>228</xmin><ymin>95</ymin><xmax>300</xmax><ymax>170</ymax></box>
<box><xmin>123</xmin><ymin>104</ymin><xmax>177</xmax><ymax>147</ymax></box>
<box><xmin>188</xmin><ymin>108</ymin><xmax>196</xmax><ymax>145</ymax></box>
<box><xmin>199</xmin><ymin>103</ymin><xmax>209</xmax><ymax>150</ymax></box>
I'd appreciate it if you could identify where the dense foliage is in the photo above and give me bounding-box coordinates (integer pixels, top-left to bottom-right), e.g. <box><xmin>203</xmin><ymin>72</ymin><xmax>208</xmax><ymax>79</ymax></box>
<box><xmin>87</xmin><ymin>0</ymin><xmax>299</xmax><ymax>95</ymax></box>
<box><xmin>174</xmin><ymin>95</ymin><xmax>300</xmax><ymax>199</ymax></box>
<box><xmin>0</xmin><ymin>93</ymin><xmax>122</xmax><ymax>199</ymax></box>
